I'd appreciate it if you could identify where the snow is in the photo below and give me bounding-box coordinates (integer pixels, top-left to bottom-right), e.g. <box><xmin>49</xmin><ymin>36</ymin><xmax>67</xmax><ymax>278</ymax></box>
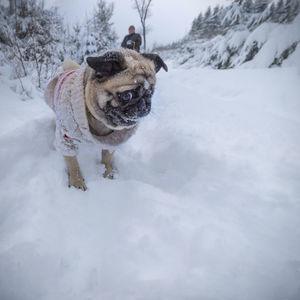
<box><xmin>282</xmin><ymin>42</ymin><xmax>300</xmax><ymax>70</ymax></box>
<box><xmin>242</xmin><ymin>15</ymin><xmax>300</xmax><ymax>68</ymax></box>
<box><xmin>0</xmin><ymin>66</ymin><xmax>51</xmax><ymax>133</ymax></box>
<box><xmin>1</xmin><ymin>63</ymin><xmax>300</xmax><ymax>300</ymax></box>
<box><xmin>160</xmin><ymin>14</ymin><xmax>300</xmax><ymax>70</ymax></box>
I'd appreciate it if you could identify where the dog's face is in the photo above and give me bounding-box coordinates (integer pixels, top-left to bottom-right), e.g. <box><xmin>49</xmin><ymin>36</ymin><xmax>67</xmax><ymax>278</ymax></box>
<box><xmin>84</xmin><ymin>50</ymin><xmax>168</xmax><ymax>130</ymax></box>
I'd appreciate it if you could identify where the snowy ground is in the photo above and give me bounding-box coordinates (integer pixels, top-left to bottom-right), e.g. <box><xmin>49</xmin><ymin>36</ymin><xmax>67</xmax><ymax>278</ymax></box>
<box><xmin>0</xmin><ymin>64</ymin><xmax>300</xmax><ymax>300</ymax></box>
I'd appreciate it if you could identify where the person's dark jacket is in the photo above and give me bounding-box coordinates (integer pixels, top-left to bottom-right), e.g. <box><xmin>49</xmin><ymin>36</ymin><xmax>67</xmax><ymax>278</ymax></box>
<box><xmin>121</xmin><ymin>33</ymin><xmax>142</xmax><ymax>52</ymax></box>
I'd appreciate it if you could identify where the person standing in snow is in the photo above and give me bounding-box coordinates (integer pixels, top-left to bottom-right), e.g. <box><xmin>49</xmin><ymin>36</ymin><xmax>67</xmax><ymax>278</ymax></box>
<box><xmin>121</xmin><ymin>25</ymin><xmax>142</xmax><ymax>52</ymax></box>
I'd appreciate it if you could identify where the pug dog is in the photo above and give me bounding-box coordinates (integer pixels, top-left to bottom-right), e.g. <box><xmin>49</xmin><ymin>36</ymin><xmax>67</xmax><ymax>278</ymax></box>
<box><xmin>44</xmin><ymin>49</ymin><xmax>168</xmax><ymax>191</ymax></box>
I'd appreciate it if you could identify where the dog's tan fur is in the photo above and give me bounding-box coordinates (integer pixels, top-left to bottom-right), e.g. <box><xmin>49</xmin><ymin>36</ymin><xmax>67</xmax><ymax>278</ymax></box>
<box><xmin>60</xmin><ymin>50</ymin><xmax>158</xmax><ymax>190</ymax></box>
<box><xmin>83</xmin><ymin>50</ymin><xmax>156</xmax><ymax>130</ymax></box>
<box><xmin>63</xmin><ymin>58</ymin><xmax>81</xmax><ymax>71</ymax></box>
<box><xmin>64</xmin><ymin>155</ymin><xmax>87</xmax><ymax>191</ymax></box>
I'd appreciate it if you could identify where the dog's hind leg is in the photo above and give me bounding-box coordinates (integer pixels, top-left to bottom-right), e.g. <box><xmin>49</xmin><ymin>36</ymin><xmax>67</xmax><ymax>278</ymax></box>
<box><xmin>101</xmin><ymin>149</ymin><xmax>115</xmax><ymax>179</ymax></box>
<box><xmin>64</xmin><ymin>156</ymin><xmax>87</xmax><ymax>191</ymax></box>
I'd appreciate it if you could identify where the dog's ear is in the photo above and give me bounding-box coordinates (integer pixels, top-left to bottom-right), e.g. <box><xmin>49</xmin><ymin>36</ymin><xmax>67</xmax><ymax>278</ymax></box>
<box><xmin>142</xmin><ymin>53</ymin><xmax>168</xmax><ymax>73</ymax></box>
<box><xmin>86</xmin><ymin>52</ymin><xmax>125</xmax><ymax>78</ymax></box>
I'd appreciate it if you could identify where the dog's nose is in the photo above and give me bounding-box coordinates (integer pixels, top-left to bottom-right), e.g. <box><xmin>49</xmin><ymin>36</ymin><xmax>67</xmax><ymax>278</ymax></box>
<box><xmin>137</xmin><ymin>98</ymin><xmax>146</xmax><ymax>111</ymax></box>
<box><xmin>137</xmin><ymin>98</ymin><xmax>151</xmax><ymax>117</ymax></box>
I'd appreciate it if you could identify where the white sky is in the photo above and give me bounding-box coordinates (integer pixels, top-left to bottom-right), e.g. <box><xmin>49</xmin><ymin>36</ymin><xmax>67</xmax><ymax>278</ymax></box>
<box><xmin>45</xmin><ymin>0</ymin><xmax>229</xmax><ymax>48</ymax></box>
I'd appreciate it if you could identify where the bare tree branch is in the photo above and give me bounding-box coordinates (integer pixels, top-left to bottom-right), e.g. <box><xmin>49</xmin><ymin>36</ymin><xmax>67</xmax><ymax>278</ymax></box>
<box><xmin>133</xmin><ymin>0</ymin><xmax>153</xmax><ymax>51</ymax></box>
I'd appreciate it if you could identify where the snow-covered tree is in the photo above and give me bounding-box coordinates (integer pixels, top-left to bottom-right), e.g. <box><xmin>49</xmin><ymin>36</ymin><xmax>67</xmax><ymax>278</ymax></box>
<box><xmin>88</xmin><ymin>0</ymin><xmax>117</xmax><ymax>52</ymax></box>
<box><xmin>202</xmin><ymin>6</ymin><xmax>225</xmax><ymax>38</ymax></box>
<box><xmin>286</xmin><ymin>0</ymin><xmax>300</xmax><ymax>22</ymax></box>
<box><xmin>64</xmin><ymin>23</ymin><xmax>83</xmax><ymax>63</ymax></box>
<box><xmin>0</xmin><ymin>0</ymin><xmax>118</xmax><ymax>88</ymax></box>
<box><xmin>64</xmin><ymin>0</ymin><xmax>117</xmax><ymax>64</ymax></box>
<box><xmin>209</xmin><ymin>6</ymin><xmax>223</xmax><ymax>36</ymax></box>
<box><xmin>160</xmin><ymin>0</ymin><xmax>300</xmax><ymax>70</ymax></box>
<box><xmin>279</xmin><ymin>0</ymin><xmax>300</xmax><ymax>23</ymax></box>
<box><xmin>250</xmin><ymin>0</ymin><xmax>273</xmax><ymax>26</ymax></box>
<box><xmin>190</xmin><ymin>13</ymin><xmax>204</xmax><ymax>37</ymax></box>
<box><xmin>0</xmin><ymin>0</ymin><xmax>65</xmax><ymax>87</ymax></box>
<box><xmin>253</xmin><ymin>0</ymin><xmax>270</xmax><ymax>13</ymax></box>
<box><xmin>222</xmin><ymin>1</ymin><xmax>244</xmax><ymax>28</ymax></box>
<box><xmin>190</xmin><ymin>5</ymin><xmax>226</xmax><ymax>39</ymax></box>
<box><xmin>272</xmin><ymin>0</ymin><xmax>286</xmax><ymax>22</ymax></box>
<box><xmin>188</xmin><ymin>0</ymin><xmax>300</xmax><ymax>41</ymax></box>
<box><xmin>242</xmin><ymin>0</ymin><xmax>254</xmax><ymax>13</ymax></box>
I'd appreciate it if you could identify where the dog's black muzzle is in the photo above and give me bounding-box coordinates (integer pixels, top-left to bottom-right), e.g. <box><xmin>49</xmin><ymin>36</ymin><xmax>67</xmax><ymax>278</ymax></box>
<box><xmin>104</xmin><ymin>85</ymin><xmax>153</xmax><ymax>127</ymax></box>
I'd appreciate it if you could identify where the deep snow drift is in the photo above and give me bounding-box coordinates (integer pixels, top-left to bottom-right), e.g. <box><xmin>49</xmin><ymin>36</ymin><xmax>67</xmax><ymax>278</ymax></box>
<box><xmin>0</xmin><ymin>64</ymin><xmax>300</xmax><ymax>300</ymax></box>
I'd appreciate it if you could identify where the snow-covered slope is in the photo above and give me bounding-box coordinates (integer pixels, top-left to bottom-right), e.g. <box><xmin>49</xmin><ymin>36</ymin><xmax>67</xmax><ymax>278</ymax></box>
<box><xmin>157</xmin><ymin>15</ymin><xmax>300</xmax><ymax>70</ymax></box>
<box><xmin>0</xmin><ymin>64</ymin><xmax>300</xmax><ymax>300</ymax></box>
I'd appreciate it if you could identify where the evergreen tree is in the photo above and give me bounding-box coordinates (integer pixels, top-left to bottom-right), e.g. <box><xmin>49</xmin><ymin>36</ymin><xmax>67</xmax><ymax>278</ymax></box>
<box><xmin>273</xmin><ymin>0</ymin><xmax>286</xmax><ymax>22</ymax></box>
<box><xmin>222</xmin><ymin>1</ymin><xmax>244</xmax><ymax>28</ymax></box>
<box><xmin>187</xmin><ymin>0</ymin><xmax>300</xmax><ymax>40</ymax></box>
<box><xmin>210</xmin><ymin>6</ymin><xmax>222</xmax><ymax>35</ymax></box>
<box><xmin>201</xmin><ymin>6</ymin><xmax>212</xmax><ymax>38</ymax></box>
<box><xmin>201</xmin><ymin>6</ymin><xmax>223</xmax><ymax>38</ymax></box>
<box><xmin>268</xmin><ymin>2</ymin><xmax>276</xmax><ymax>21</ymax></box>
<box><xmin>204</xmin><ymin>6</ymin><xmax>212</xmax><ymax>19</ymax></box>
<box><xmin>253</xmin><ymin>0</ymin><xmax>270</xmax><ymax>13</ymax></box>
<box><xmin>285</xmin><ymin>0</ymin><xmax>300</xmax><ymax>22</ymax></box>
<box><xmin>254</xmin><ymin>0</ymin><xmax>276</xmax><ymax>25</ymax></box>
<box><xmin>242</xmin><ymin>0</ymin><xmax>254</xmax><ymax>13</ymax></box>
<box><xmin>190</xmin><ymin>13</ymin><xmax>204</xmax><ymax>37</ymax></box>
<box><xmin>89</xmin><ymin>0</ymin><xmax>117</xmax><ymax>51</ymax></box>
<box><xmin>289</xmin><ymin>0</ymin><xmax>300</xmax><ymax>22</ymax></box>
<box><xmin>66</xmin><ymin>0</ymin><xmax>117</xmax><ymax>63</ymax></box>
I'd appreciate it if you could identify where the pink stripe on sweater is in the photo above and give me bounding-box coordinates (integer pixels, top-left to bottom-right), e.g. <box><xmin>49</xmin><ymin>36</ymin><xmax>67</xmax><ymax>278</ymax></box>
<box><xmin>56</xmin><ymin>69</ymin><xmax>78</xmax><ymax>101</ymax></box>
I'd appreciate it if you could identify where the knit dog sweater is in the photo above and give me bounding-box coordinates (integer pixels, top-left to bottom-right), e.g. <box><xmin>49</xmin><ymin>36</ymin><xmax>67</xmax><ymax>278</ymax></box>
<box><xmin>44</xmin><ymin>66</ymin><xmax>137</xmax><ymax>156</ymax></box>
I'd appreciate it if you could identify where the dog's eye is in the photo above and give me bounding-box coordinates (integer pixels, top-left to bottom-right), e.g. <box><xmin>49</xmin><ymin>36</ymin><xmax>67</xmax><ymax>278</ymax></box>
<box><xmin>118</xmin><ymin>91</ymin><xmax>132</xmax><ymax>102</ymax></box>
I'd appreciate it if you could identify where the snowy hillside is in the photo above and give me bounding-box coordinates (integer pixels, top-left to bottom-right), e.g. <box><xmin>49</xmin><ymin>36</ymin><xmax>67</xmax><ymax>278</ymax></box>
<box><xmin>155</xmin><ymin>0</ymin><xmax>300</xmax><ymax>69</ymax></box>
<box><xmin>1</xmin><ymin>61</ymin><xmax>300</xmax><ymax>299</ymax></box>
<box><xmin>159</xmin><ymin>15</ymin><xmax>300</xmax><ymax>69</ymax></box>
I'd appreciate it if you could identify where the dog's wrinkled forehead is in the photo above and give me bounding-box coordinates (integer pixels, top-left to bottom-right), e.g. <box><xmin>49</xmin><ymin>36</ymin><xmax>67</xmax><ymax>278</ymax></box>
<box><xmin>98</xmin><ymin>50</ymin><xmax>157</xmax><ymax>92</ymax></box>
<box><xmin>123</xmin><ymin>51</ymin><xmax>156</xmax><ymax>78</ymax></box>
<box><xmin>85</xmin><ymin>49</ymin><xmax>168</xmax><ymax>97</ymax></box>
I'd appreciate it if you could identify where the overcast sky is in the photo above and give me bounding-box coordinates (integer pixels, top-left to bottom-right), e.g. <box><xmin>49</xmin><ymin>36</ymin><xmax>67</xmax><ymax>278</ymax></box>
<box><xmin>44</xmin><ymin>0</ymin><xmax>229</xmax><ymax>48</ymax></box>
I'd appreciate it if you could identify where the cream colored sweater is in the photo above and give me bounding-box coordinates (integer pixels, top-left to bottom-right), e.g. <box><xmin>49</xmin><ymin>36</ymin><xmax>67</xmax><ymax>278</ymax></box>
<box><xmin>44</xmin><ymin>67</ymin><xmax>137</xmax><ymax>156</ymax></box>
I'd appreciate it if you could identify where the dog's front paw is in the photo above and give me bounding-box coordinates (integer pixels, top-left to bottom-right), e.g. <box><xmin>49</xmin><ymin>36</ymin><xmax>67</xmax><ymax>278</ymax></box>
<box><xmin>101</xmin><ymin>149</ymin><xmax>117</xmax><ymax>180</ymax></box>
<box><xmin>103</xmin><ymin>167</ymin><xmax>117</xmax><ymax>180</ymax></box>
<box><xmin>68</xmin><ymin>173</ymin><xmax>87</xmax><ymax>191</ymax></box>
